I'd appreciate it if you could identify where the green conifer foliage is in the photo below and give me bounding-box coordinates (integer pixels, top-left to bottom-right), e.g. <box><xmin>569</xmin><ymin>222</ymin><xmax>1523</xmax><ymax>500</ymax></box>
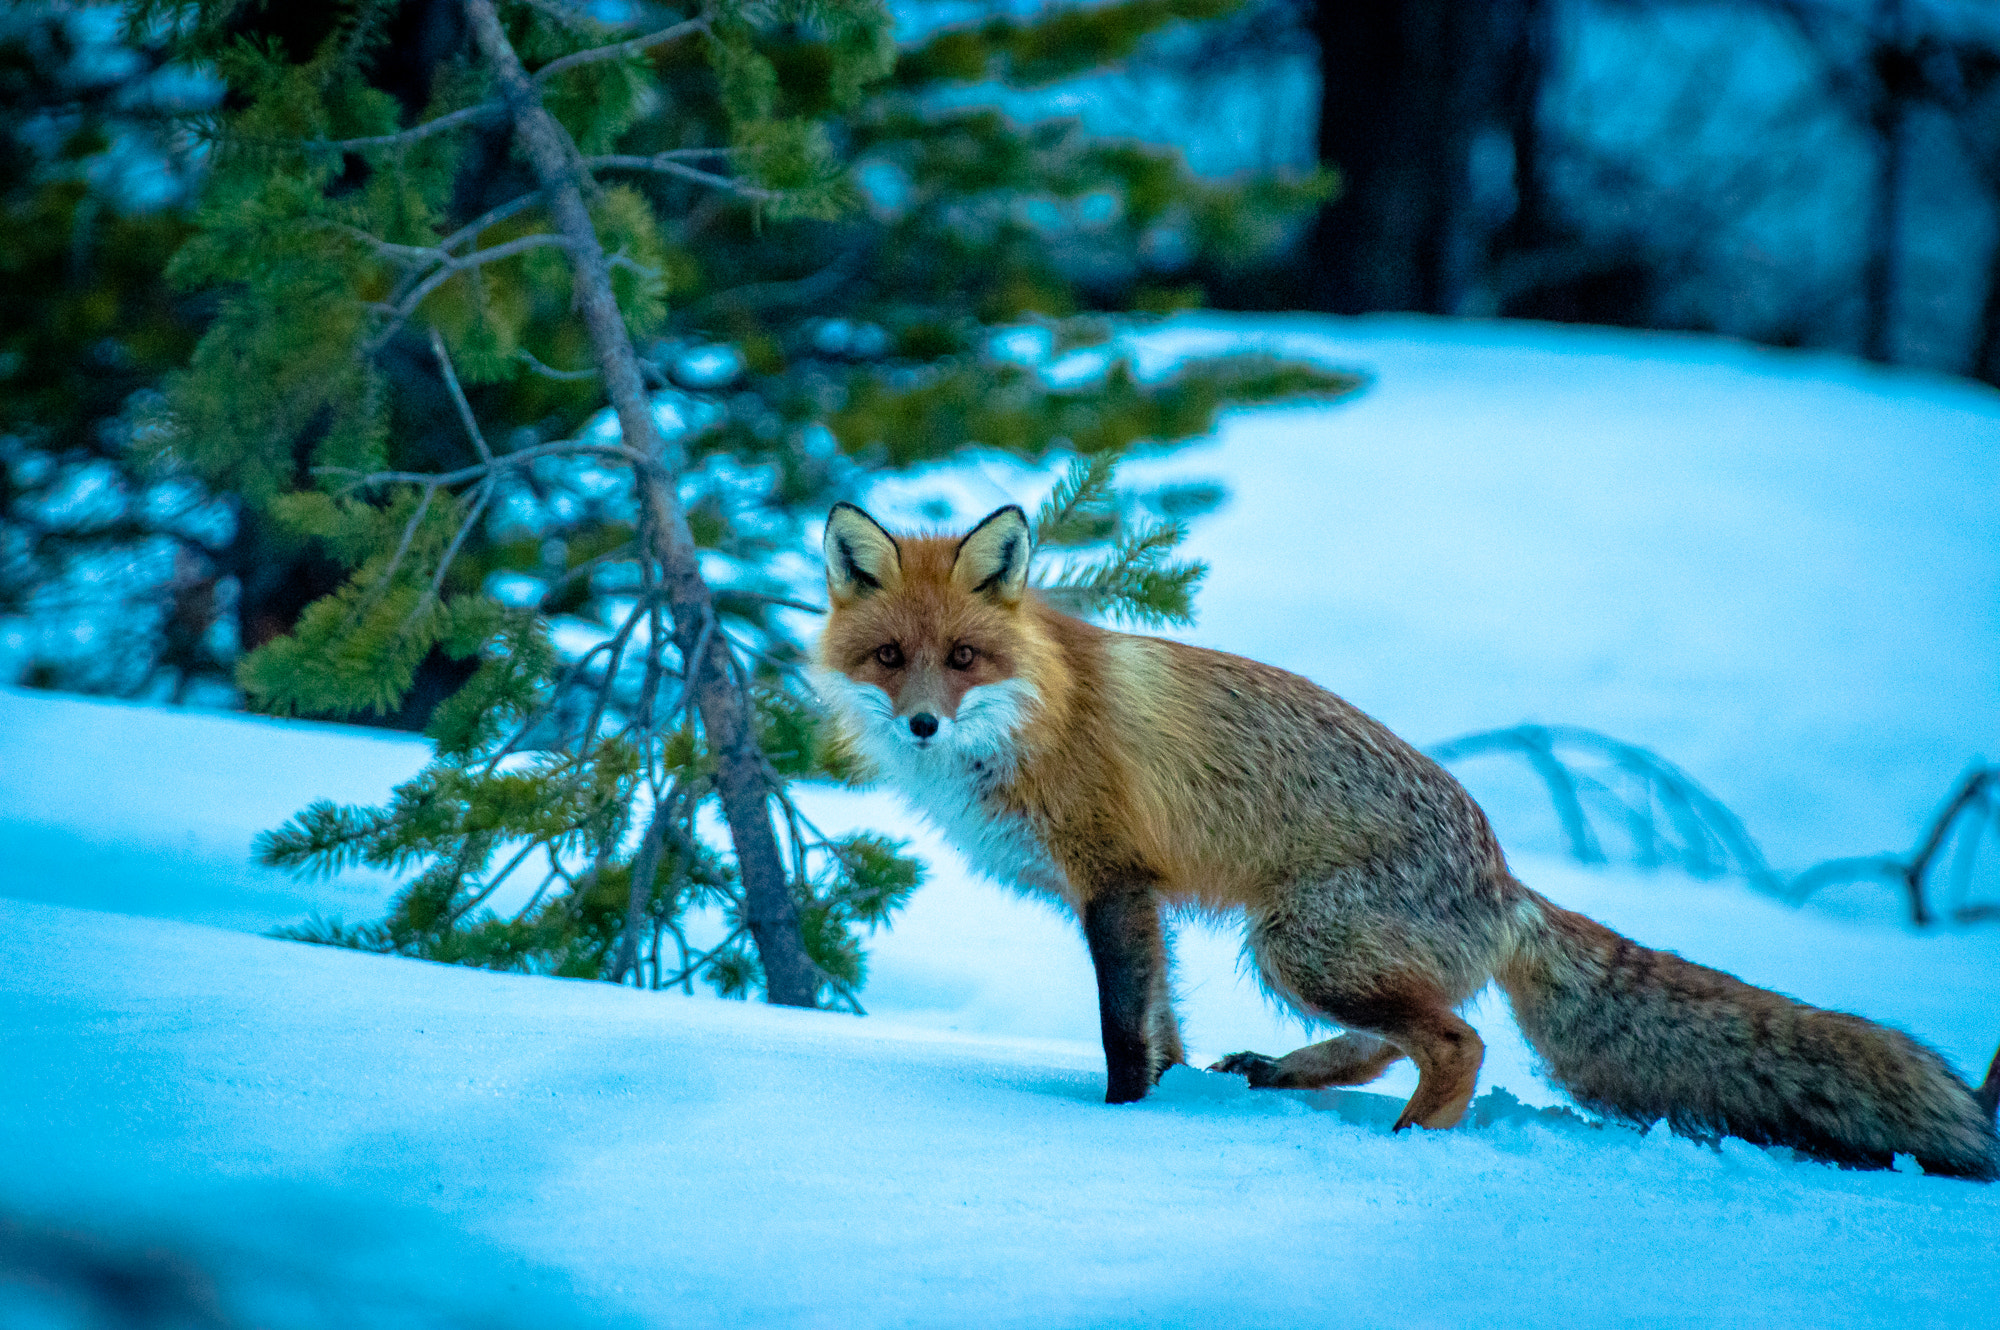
<box><xmin>143</xmin><ymin>0</ymin><xmax>1360</xmax><ymax>1004</ymax></box>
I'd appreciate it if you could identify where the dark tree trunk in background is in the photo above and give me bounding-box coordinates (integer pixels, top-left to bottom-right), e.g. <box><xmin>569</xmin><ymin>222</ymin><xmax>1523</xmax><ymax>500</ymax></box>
<box><xmin>208</xmin><ymin>0</ymin><xmax>483</xmax><ymax>730</ymax></box>
<box><xmin>1861</xmin><ymin>0</ymin><xmax>1912</xmax><ymax>364</ymax></box>
<box><xmin>224</xmin><ymin>501</ymin><xmax>477</xmax><ymax>730</ymax></box>
<box><xmin>1972</xmin><ymin>243</ymin><xmax>2000</xmax><ymax>387</ymax></box>
<box><xmin>1296</xmin><ymin>0</ymin><xmax>1545</xmax><ymax>316</ymax></box>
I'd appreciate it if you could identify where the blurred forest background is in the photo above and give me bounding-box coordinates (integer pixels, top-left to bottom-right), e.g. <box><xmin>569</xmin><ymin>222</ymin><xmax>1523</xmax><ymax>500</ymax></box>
<box><xmin>8</xmin><ymin>0</ymin><xmax>2000</xmax><ymax>712</ymax></box>
<box><xmin>3</xmin><ymin>0</ymin><xmax>1997</xmax><ymax>997</ymax></box>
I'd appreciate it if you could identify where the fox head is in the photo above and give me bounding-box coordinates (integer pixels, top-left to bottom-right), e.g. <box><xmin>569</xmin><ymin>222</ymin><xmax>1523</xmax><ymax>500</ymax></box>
<box><xmin>813</xmin><ymin>502</ymin><xmax>1055</xmax><ymax>769</ymax></box>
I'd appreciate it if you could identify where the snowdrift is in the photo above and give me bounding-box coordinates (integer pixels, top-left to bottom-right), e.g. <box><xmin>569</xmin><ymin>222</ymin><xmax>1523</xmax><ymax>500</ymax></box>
<box><xmin>4</xmin><ymin>315</ymin><xmax>1998</xmax><ymax>1326</ymax></box>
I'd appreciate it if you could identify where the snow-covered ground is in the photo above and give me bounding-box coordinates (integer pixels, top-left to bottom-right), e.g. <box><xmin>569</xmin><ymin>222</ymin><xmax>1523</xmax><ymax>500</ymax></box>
<box><xmin>4</xmin><ymin>315</ymin><xmax>1998</xmax><ymax>1326</ymax></box>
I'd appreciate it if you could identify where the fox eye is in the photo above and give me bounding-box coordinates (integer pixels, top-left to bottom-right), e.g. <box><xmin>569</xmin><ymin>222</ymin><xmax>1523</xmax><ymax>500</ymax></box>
<box><xmin>948</xmin><ymin>643</ymin><xmax>977</xmax><ymax>670</ymax></box>
<box><xmin>873</xmin><ymin>643</ymin><xmax>905</xmax><ymax>669</ymax></box>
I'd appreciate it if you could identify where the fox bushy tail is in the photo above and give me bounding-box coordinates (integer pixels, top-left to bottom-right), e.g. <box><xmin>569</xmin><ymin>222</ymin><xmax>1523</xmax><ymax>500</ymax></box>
<box><xmin>1497</xmin><ymin>890</ymin><xmax>2000</xmax><ymax>1180</ymax></box>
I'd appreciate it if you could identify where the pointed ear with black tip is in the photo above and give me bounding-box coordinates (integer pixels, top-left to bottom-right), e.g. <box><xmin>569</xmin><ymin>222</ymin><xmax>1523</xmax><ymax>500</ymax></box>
<box><xmin>824</xmin><ymin>503</ymin><xmax>902</xmax><ymax>603</ymax></box>
<box><xmin>952</xmin><ymin>505</ymin><xmax>1033</xmax><ymax>605</ymax></box>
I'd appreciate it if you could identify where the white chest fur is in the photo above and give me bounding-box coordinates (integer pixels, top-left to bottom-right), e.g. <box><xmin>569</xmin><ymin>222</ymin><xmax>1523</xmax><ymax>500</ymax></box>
<box><xmin>894</xmin><ymin>757</ymin><xmax>1073</xmax><ymax>903</ymax></box>
<box><xmin>810</xmin><ymin>670</ymin><xmax>1075</xmax><ymax>904</ymax></box>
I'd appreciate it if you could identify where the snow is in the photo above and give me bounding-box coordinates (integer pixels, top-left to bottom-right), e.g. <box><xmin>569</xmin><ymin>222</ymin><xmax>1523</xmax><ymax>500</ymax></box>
<box><xmin>4</xmin><ymin>315</ymin><xmax>1999</xmax><ymax>1326</ymax></box>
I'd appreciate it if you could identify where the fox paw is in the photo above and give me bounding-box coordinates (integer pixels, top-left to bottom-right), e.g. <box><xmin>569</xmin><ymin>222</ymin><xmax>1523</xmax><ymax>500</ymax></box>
<box><xmin>1208</xmin><ymin>1051</ymin><xmax>1282</xmax><ymax>1088</ymax></box>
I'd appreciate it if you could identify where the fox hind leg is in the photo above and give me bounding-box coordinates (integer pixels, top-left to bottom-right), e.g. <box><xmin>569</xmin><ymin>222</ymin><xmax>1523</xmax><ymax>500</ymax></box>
<box><xmin>1365</xmin><ymin>997</ymin><xmax>1484</xmax><ymax>1131</ymax></box>
<box><xmin>1210</xmin><ymin>1034</ymin><xmax>1404</xmax><ymax>1090</ymax></box>
<box><xmin>1243</xmin><ymin>937</ymin><xmax>1485</xmax><ymax>1129</ymax></box>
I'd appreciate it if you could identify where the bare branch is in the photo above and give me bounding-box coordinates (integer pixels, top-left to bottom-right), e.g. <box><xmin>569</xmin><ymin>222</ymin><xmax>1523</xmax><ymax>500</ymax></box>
<box><xmin>313</xmin><ymin>436</ymin><xmax>649</xmax><ymax>492</ymax></box>
<box><xmin>608</xmin><ymin>252</ymin><xmax>662</xmax><ymax>281</ymax></box>
<box><xmin>516</xmin><ymin>347</ymin><xmax>599</xmax><ymax>381</ymax></box>
<box><xmin>577</xmin><ymin>592</ymin><xmax>657</xmax><ymax>753</ymax></box>
<box><xmin>376</xmin><ymin>482</ymin><xmax>442</xmax><ymax>596</ymax></box>
<box><xmin>364</xmin><ymin>233</ymin><xmax>572</xmax><ymax>354</ymax></box>
<box><xmin>584</xmin><ymin>153</ymin><xmax>782</xmax><ymax>201</ymax></box>
<box><xmin>430</xmin><ymin>328</ymin><xmax>495</xmax><ymax>462</ymax></box>
<box><xmin>443</xmin><ymin>836</ymin><xmax>546</xmax><ymax>931</ymax></box>
<box><xmin>510</xmin><ymin>866</ymin><xmax>563</xmax><ymax>923</ymax></box>
<box><xmin>532</xmin><ymin>15</ymin><xmax>710</xmax><ymax>85</ymax></box>
<box><xmin>691</xmin><ymin>252</ymin><xmax>856</xmax><ymax>316</ymax></box>
<box><xmin>303</xmin><ymin>102</ymin><xmax>501</xmax><ymax>154</ymax></box>
<box><xmin>484</xmin><ymin>635</ymin><xmax>626</xmax><ymax>774</ymax></box>
<box><xmin>726</xmin><ymin>591</ymin><xmax>828</xmax><ymax>615</ymax></box>
<box><xmin>408</xmin><ymin>478</ymin><xmax>496</xmax><ymax>626</ymax></box>
<box><xmin>436</xmin><ymin>191</ymin><xmax>544</xmax><ymax>255</ymax></box>
<box><xmin>538</xmin><ymin>542</ymin><xmax>640</xmax><ymax>602</ymax></box>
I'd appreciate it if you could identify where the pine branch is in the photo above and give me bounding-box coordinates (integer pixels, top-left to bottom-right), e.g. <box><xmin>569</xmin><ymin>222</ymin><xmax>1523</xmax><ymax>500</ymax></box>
<box><xmin>301</xmin><ymin>102</ymin><xmax>504</xmax><ymax>154</ymax></box>
<box><xmin>1040</xmin><ymin>519</ymin><xmax>1206</xmax><ymax>628</ymax></box>
<box><xmin>583</xmin><ymin>153</ymin><xmax>783</xmax><ymax>201</ymax></box>
<box><xmin>1032</xmin><ymin>453</ymin><xmax>1117</xmax><ymax>546</ymax></box>
<box><xmin>531</xmin><ymin>13</ymin><xmax>711</xmax><ymax>85</ymax></box>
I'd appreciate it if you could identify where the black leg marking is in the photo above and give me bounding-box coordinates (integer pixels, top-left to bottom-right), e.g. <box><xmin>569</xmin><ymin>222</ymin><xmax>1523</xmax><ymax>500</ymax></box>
<box><xmin>1209</xmin><ymin>1052</ymin><xmax>1283</xmax><ymax>1088</ymax></box>
<box><xmin>1083</xmin><ymin>880</ymin><xmax>1170</xmax><ymax>1104</ymax></box>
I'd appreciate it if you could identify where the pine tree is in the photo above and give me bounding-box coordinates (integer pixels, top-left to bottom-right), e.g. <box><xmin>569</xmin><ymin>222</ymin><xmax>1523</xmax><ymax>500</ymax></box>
<box><xmin>141</xmin><ymin>0</ymin><xmax>1360</xmax><ymax>1006</ymax></box>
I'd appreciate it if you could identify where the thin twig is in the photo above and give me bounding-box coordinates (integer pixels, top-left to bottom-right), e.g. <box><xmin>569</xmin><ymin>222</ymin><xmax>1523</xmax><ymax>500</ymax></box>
<box><xmin>724</xmin><ymin>590</ymin><xmax>827</xmax><ymax>614</ymax></box>
<box><xmin>407</xmin><ymin>478</ymin><xmax>495</xmax><ymax>627</ymax></box>
<box><xmin>436</xmin><ymin>191</ymin><xmax>544</xmax><ymax>255</ymax></box>
<box><xmin>613</xmin><ymin>785</ymin><xmax>683</xmax><ymax>983</ymax></box>
<box><xmin>519</xmin><ymin>0</ymin><xmax>605</xmax><ymax>29</ymax></box>
<box><xmin>365</xmin><ymin>233</ymin><xmax>572</xmax><ymax>353</ymax></box>
<box><xmin>656</xmin><ymin>925</ymin><xmax>746</xmax><ymax>991</ymax></box>
<box><xmin>576</xmin><ymin>594</ymin><xmax>660</xmax><ymax>751</ymax></box>
<box><xmin>584</xmin><ymin>153</ymin><xmax>782</xmax><ymax>201</ymax></box>
<box><xmin>314</xmin><ymin>436</ymin><xmax>650</xmax><ymax>491</ymax></box>
<box><xmin>444</xmin><ymin>835</ymin><xmax>546</xmax><ymax>930</ymax></box>
<box><xmin>517</xmin><ymin>347</ymin><xmax>600</xmax><ymax>381</ymax></box>
<box><xmin>667</xmin><ymin>608</ymin><xmax>718</xmax><ymax>725</ymax></box>
<box><xmin>532</xmin><ymin>15</ymin><xmax>710</xmax><ymax>85</ymax></box>
<box><xmin>301</xmin><ymin>101</ymin><xmax>501</xmax><ymax>154</ymax></box>
<box><xmin>510</xmin><ymin>866</ymin><xmax>563</xmax><ymax>923</ymax></box>
<box><xmin>608</xmin><ymin>252</ymin><xmax>661</xmax><ymax>281</ymax></box>
<box><xmin>537</xmin><ymin>542</ymin><xmax>640</xmax><ymax>603</ymax></box>
<box><xmin>364</xmin><ymin>482</ymin><xmax>440</xmax><ymax>612</ymax></box>
<box><xmin>484</xmin><ymin>636</ymin><xmax>625</xmax><ymax>773</ymax></box>
<box><xmin>430</xmin><ymin>328</ymin><xmax>495</xmax><ymax>462</ymax></box>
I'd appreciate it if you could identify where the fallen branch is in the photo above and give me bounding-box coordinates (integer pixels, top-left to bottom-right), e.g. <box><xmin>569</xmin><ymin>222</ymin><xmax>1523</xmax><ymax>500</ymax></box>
<box><xmin>1786</xmin><ymin>766</ymin><xmax>1999</xmax><ymax>927</ymax></box>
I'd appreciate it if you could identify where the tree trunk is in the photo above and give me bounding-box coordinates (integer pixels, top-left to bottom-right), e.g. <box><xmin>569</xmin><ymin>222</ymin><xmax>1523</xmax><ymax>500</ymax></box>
<box><xmin>462</xmin><ymin>0</ymin><xmax>820</xmax><ymax>1007</ymax></box>
<box><xmin>1298</xmin><ymin>0</ymin><xmax>1529</xmax><ymax>314</ymax></box>
<box><xmin>1861</xmin><ymin>0</ymin><xmax>1910</xmax><ymax>364</ymax></box>
<box><xmin>1972</xmin><ymin>231</ymin><xmax>2000</xmax><ymax>387</ymax></box>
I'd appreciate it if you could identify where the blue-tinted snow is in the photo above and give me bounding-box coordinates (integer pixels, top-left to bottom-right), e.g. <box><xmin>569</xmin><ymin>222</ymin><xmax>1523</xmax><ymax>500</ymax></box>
<box><xmin>3</xmin><ymin>315</ymin><xmax>1998</xmax><ymax>1326</ymax></box>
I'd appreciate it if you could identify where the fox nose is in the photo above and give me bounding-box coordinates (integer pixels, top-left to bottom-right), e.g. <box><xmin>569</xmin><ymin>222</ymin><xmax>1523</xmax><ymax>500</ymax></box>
<box><xmin>908</xmin><ymin>712</ymin><xmax>939</xmax><ymax>739</ymax></box>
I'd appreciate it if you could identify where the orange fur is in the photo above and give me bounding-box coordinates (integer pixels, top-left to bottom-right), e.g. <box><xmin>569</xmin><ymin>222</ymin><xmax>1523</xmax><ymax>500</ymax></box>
<box><xmin>814</xmin><ymin>504</ymin><xmax>2000</xmax><ymax>1174</ymax></box>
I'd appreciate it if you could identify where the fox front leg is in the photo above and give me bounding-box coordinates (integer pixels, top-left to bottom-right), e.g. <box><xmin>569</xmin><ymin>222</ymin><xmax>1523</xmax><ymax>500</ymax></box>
<box><xmin>1081</xmin><ymin>879</ymin><xmax>1184</xmax><ymax>1103</ymax></box>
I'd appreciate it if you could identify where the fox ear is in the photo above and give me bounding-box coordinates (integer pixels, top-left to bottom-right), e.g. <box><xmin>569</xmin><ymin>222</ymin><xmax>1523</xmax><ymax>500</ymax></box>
<box><xmin>824</xmin><ymin>503</ymin><xmax>901</xmax><ymax>603</ymax></box>
<box><xmin>952</xmin><ymin>505</ymin><xmax>1032</xmax><ymax>605</ymax></box>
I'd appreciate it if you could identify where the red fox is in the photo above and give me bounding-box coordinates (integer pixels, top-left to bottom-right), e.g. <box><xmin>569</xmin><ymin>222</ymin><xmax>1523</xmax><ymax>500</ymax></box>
<box><xmin>813</xmin><ymin>502</ymin><xmax>2000</xmax><ymax>1179</ymax></box>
